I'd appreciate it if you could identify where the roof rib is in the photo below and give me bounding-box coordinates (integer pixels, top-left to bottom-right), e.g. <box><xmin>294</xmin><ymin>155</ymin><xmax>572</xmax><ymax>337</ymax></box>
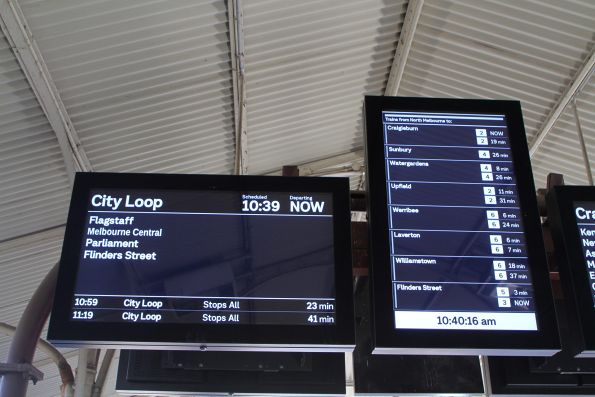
<box><xmin>529</xmin><ymin>45</ymin><xmax>595</xmax><ymax>158</ymax></box>
<box><xmin>384</xmin><ymin>0</ymin><xmax>424</xmax><ymax>96</ymax></box>
<box><xmin>0</xmin><ymin>0</ymin><xmax>92</xmax><ymax>180</ymax></box>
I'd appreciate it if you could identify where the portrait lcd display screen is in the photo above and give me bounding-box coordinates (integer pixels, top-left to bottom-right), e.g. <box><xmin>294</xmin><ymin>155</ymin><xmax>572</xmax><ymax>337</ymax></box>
<box><xmin>547</xmin><ymin>186</ymin><xmax>595</xmax><ymax>358</ymax></box>
<box><xmin>365</xmin><ymin>96</ymin><xmax>559</xmax><ymax>355</ymax></box>
<box><xmin>47</xmin><ymin>173</ymin><xmax>355</xmax><ymax>351</ymax></box>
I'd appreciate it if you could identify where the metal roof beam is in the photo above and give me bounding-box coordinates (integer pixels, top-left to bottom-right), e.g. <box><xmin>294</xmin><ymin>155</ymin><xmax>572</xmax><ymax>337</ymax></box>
<box><xmin>265</xmin><ymin>149</ymin><xmax>364</xmax><ymax>176</ymax></box>
<box><xmin>384</xmin><ymin>0</ymin><xmax>424</xmax><ymax>96</ymax></box>
<box><xmin>529</xmin><ymin>46</ymin><xmax>595</xmax><ymax>158</ymax></box>
<box><xmin>228</xmin><ymin>0</ymin><xmax>247</xmax><ymax>175</ymax></box>
<box><xmin>0</xmin><ymin>0</ymin><xmax>92</xmax><ymax>181</ymax></box>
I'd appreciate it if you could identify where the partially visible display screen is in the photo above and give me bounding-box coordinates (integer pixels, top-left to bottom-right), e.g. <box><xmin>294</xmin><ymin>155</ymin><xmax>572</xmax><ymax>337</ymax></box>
<box><xmin>547</xmin><ymin>187</ymin><xmax>595</xmax><ymax>358</ymax></box>
<box><xmin>47</xmin><ymin>173</ymin><xmax>355</xmax><ymax>351</ymax></box>
<box><xmin>382</xmin><ymin>111</ymin><xmax>537</xmax><ymax>331</ymax></box>
<box><xmin>73</xmin><ymin>189</ymin><xmax>336</xmax><ymax>326</ymax></box>
<box><xmin>116</xmin><ymin>350</ymin><xmax>347</xmax><ymax>396</ymax></box>
<box><xmin>572</xmin><ymin>201</ymin><xmax>595</xmax><ymax>308</ymax></box>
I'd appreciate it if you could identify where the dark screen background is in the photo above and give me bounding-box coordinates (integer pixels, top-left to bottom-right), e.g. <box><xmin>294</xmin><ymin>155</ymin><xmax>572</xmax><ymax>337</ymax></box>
<box><xmin>74</xmin><ymin>189</ymin><xmax>336</xmax><ymax>300</ymax></box>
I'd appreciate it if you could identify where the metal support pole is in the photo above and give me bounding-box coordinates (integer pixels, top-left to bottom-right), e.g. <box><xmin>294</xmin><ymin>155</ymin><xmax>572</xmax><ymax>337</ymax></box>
<box><xmin>73</xmin><ymin>349</ymin><xmax>87</xmax><ymax>397</ymax></box>
<box><xmin>74</xmin><ymin>349</ymin><xmax>98</xmax><ymax>397</ymax></box>
<box><xmin>529</xmin><ymin>46</ymin><xmax>595</xmax><ymax>157</ymax></box>
<box><xmin>479</xmin><ymin>355</ymin><xmax>492</xmax><ymax>396</ymax></box>
<box><xmin>344</xmin><ymin>352</ymin><xmax>355</xmax><ymax>397</ymax></box>
<box><xmin>0</xmin><ymin>262</ymin><xmax>58</xmax><ymax>397</ymax></box>
<box><xmin>0</xmin><ymin>322</ymin><xmax>74</xmax><ymax>394</ymax></box>
<box><xmin>573</xmin><ymin>101</ymin><xmax>593</xmax><ymax>185</ymax></box>
<box><xmin>91</xmin><ymin>350</ymin><xmax>115</xmax><ymax>397</ymax></box>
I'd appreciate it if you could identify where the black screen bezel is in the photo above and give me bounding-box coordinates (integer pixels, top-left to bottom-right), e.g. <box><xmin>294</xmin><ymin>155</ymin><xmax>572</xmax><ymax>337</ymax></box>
<box><xmin>116</xmin><ymin>350</ymin><xmax>347</xmax><ymax>395</ymax></box>
<box><xmin>547</xmin><ymin>186</ymin><xmax>595</xmax><ymax>356</ymax></box>
<box><xmin>47</xmin><ymin>172</ymin><xmax>355</xmax><ymax>351</ymax></box>
<box><xmin>489</xmin><ymin>356</ymin><xmax>595</xmax><ymax>395</ymax></box>
<box><xmin>364</xmin><ymin>96</ymin><xmax>559</xmax><ymax>355</ymax></box>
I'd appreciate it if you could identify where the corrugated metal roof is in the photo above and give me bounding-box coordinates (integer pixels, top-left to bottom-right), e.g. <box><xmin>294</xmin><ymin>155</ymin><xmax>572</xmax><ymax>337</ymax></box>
<box><xmin>531</xmin><ymin>76</ymin><xmax>595</xmax><ymax>187</ymax></box>
<box><xmin>243</xmin><ymin>0</ymin><xmax>406</xmax><ymax>174</ymax></box>
<box><xmin>0</xmin><ymin>30</ymin><xmax>71</xmax><ymax>242</ymax></box>
<box><xmin>398</xmin><ymin>0</ymin><xmax>595</xmax><ymax>188</ymax></box>
<box><xmin>20</xmin><ymin>0</ymin><xmax>236</xmax><ymax>174</ymax></box>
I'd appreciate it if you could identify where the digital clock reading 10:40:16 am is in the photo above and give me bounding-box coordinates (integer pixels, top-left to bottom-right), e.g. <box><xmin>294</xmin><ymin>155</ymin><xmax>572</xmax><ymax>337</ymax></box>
<box><xmin>241</xmin><ymin>199</ymin><xmax>281</xmax><ymax>212</ymax></box>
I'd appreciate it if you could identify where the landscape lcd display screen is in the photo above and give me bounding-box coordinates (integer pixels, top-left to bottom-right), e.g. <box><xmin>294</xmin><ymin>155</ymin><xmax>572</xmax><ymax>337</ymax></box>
<box><xmin>48</xmin><ymin>173</ymin><xmax>355</xmax><ymax>352</ymax></box>
<box><xmin>547</xmin><ymin>187</ymin><xmax>595</xmax><ymax>358</ymax></box>
<box><xmin>365</xmin><ymin>96</ymin><xmax>559</xmax><ymax>356</ymax></box>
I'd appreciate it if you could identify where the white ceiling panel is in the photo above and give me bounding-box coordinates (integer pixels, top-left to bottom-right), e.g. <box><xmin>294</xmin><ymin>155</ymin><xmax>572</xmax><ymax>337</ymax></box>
<box><xmin>243</xmin><ymin>0</ymin><xmax>406</xmax><ymax>174</ymax></box>
<box><xmin>399</xmin><ymin>0</ymin><xmax>595</xmax><ymax>189</ymax></box>
<box><xmin>20</xmin><ymin>0</ymin><xmax>236</xmax><ymax>174</ymax></box>
<box><xmin>531</xmin><ymin>76</ymin><xmax>595</xmax><ymax>188</ymax></box>
<box><xmin>531</xmin><ymin>110</ymin><xmax>589</xmax><ymax>187</ymax></box>
<box><xmin>0</xmin><ymin>31</ymin><xmax>71</xmax><ymax>242</ymax></box>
